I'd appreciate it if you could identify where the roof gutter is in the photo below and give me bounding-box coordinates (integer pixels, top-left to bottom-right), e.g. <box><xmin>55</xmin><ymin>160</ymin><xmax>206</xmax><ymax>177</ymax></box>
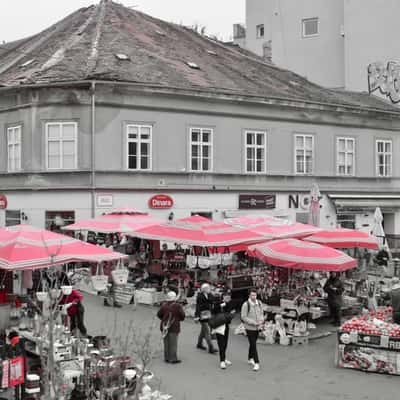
<box><xmin>0</xmin><ymin>79</ymin><xmax>399</xmax><ymax>118</ymax></box>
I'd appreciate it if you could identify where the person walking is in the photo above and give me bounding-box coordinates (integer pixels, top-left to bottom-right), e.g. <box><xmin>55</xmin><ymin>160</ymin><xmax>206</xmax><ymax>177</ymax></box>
<box><xmin>324</xmin><ymin>272</ymin><xmax>344</xmax><ymax>327</ymax></box>
<box><xmin>157</xmin><ymin>291</ymin><xmax>185</xmax><ymax>364</ymax></box>
<box><xmin>241</xmin><ymin>289</ymin><xmax>264</xmax><ymax>371</ymax></box>
<box><xmin>195</xmin><ymin>283</ymin><xmax>217</xmax><ymax>354</ymax></box>
<box><xmin>212</xmin><ymin>290</ymin><xmax>235</xmax><ymax>369</ymax></box>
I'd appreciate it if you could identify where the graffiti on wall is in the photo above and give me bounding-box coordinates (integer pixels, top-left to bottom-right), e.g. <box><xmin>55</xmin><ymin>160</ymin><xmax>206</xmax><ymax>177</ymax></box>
<box><xmin>368</xmin><ymin>61</ymin><xmax>400</xmax><ymax>104</ymax></box>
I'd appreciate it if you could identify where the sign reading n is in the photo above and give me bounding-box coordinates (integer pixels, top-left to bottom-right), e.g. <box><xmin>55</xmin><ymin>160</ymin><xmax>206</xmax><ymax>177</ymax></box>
<box><xmin>239</xmin><ymin>194</ymin><xmax>276</xmax><ymax>210</ymax></box>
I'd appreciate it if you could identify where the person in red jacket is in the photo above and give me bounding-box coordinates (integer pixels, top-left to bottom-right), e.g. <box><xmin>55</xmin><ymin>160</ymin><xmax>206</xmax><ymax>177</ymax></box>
<box><xmin>157</xmin><ymin>292</ymin><xmax>185</xmax><ymax>364</ymax></box>
<box><xmin>61</xmin><ymin>289</ymin><xmax>87</xmax><ymax>336</ymax></box>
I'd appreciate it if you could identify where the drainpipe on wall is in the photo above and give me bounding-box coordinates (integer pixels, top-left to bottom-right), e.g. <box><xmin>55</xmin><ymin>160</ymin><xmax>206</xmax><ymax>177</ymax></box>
<box><xmin>90</xmin><ymin>81</ymin><xmax>96</xmax><ymax>218</ymax></box>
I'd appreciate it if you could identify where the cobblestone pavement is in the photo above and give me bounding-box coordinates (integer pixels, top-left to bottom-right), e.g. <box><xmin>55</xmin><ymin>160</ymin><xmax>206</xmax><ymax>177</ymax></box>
<box><xmin>84</xmin><ymin>294</ymin><xmax>399</xmax><ymax>400</ymax></box>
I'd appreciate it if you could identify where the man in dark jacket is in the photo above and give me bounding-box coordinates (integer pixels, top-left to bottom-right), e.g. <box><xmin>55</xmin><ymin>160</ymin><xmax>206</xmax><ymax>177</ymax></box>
<box><xmin>195</xmin><ymin>283</ymin><xmax>217</xmax><ymax>354</ymax></box>
<box><xmin>324</xmin><ymin>272</ymin><xmax>344</xmax><ymax>326</ymax></box>
<box><xmin>157</xmin><ymin>291</ymin><xmax>185</xmax><ymax>364</ymax></box>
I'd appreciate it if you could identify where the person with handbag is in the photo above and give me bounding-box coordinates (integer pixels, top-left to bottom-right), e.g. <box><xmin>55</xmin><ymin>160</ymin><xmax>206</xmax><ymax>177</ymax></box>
<box><xmin>210</xmin><ymin>290</ymin><xmax>235</xmax><ymax>369</ymax></box>
<box><xmin>195</xmin><ymin>283</ymin><xmax>217</xmax><ymax>354</ymax></box>
<box><xmin>241</xmin><ymin>289</ymin><xmax>265</xmax><ymax>371</ymax></box>
<box><xmin>157</xmin><ymin>291</ymin><xmax>185</xmax><ymax>364</ymax></box>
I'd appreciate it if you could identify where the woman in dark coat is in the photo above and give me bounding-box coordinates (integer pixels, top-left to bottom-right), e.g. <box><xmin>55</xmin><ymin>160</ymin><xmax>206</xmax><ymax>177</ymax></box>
<box><xmin>211</xmin><ymin>290</ymin><xmax>235</xmax><ymax>369</ymax></box>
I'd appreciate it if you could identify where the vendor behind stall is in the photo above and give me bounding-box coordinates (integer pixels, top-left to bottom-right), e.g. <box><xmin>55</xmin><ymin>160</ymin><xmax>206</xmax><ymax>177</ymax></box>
<box><xmin>391</xmin><ymin>278</ymin><xmax>400</xmax><ymax>324</ymax></box>
<box><xmin>324</xmin><ymin>272</ymin><xmax>344</xmax><ymax>327</ymax></box>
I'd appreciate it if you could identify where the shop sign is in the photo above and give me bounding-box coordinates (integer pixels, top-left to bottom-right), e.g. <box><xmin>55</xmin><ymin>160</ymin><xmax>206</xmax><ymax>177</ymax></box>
<box><xmin>288</xmin><ymin>194</ymin><xmax>311</xmax><ymax>210</ymax></box>
<box><xmin>149</xmin><ymin>194</ymin><xmax>174</xmax><ymax>209</ymax></box>
<box><xmin>0</xmin><ymin>195</ymin><xmax>7</xmax><ymax>209</ymax></box>
<box><xmin>96</xmin><ymin>194</ymin><xmax>113</xmax><ymax>208</ymax></box>
<box><xmin>238</xmin><ymin>194</ymin><xmax>276</xmax><ymax>210</ymax></box>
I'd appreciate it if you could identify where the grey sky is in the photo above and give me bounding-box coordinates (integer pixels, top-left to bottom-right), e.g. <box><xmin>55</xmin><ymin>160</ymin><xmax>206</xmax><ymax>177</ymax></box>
<box><xmin>1</xmin><ymin>0</ymin><xmax>244</xmax><ymax>43</ymax></box>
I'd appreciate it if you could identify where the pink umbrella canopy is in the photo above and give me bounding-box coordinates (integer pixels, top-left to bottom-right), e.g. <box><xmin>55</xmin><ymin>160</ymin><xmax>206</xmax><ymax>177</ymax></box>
<box><xmin>226</xmin><ymin>215</ymin><xmax>321</xmax><ymax>240</ymax></box>
<box><xmin>62</xmin><ymin>212</ymin><xmax>162</xmax><ymax>234</ymax></box>
<box><xmin>0</xmin><ymin>225</ymin><xmax>127</xmax><ymax>270</ymax></box>
<box><xmin>248</xmin><ymin>238</ymin><xmax>357</xmax><ymax>271</ymax></box>
<box><xmin>304</xmin><ymin>228</ymin><xmax>379</xmax><ymax>250</ymax></box>
<box><xmin>133</xmin><ymin>215</ymin><xmax>264</xmax><ymax>247</ymax></box>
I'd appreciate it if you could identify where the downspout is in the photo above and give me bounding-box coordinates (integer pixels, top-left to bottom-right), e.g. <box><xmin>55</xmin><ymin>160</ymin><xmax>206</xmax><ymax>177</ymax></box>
<box><xmin>90</xmin><ymin>81</ymin><xmax>96</xmax><ymax>218</ymax></box>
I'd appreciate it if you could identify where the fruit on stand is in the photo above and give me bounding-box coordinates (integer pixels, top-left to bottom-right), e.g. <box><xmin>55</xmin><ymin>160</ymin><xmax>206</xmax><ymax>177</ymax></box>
<box><xmin>341</xmin><ymin>307</ymin><xmax>400</xmax><ymax>338</ymax></box>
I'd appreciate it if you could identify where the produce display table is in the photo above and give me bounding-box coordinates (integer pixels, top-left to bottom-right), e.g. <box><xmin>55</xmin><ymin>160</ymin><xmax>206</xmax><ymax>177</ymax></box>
<box><xmin>264</xmin><ymin>298</ymin><xmax>325</xmax><ymax>320</ymax></box>
<box><xmin>336</xmin><ymin>308</ymin><xmax>400</xmax><ymax>376</ymax></box>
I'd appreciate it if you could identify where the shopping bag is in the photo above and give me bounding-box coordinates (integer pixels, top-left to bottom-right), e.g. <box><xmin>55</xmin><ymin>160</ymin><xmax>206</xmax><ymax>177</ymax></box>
<box><xmin>209</xmin><ymin>253</ymin><xmax>221</xmax><ymax>266</ymax></box>
<box><xmin>186</xmin><ymin>254</ymin><xmax>197</xmax><ymax>269</ymax></box>
<box><xmin>91</xmin><ymin>264</ymin><xmax>108</xmax><ymax>292</ymax></box>
<box><xmin>221</xmin><ymin>253</ymin><xmax>233</xmax><ymax>266</ymax></box>
<box><xmin>9</xmin><ymin>356</ymin><xmax>24</xmax><ymax>387</ymax></box>
<box><xmin>197</xmin><ymin>256</ymin><xmax>212</xmax><ymax>269</ymax></box>
<box><xmin>1</xmin><ymin>360</ymin><xmax>9</xmax><ymax>389</ymax></box>
<box><xmin>111</xmin><ymin>262</ymin><xmax>129</xmax><ymax>285</ymax></box>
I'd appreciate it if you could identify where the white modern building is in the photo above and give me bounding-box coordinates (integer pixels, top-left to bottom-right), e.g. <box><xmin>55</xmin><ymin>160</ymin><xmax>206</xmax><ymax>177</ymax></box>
<box><xmin>235</xmin><ymin>0</ymin><xmax>400</xmax><ymax>92</ymax></box>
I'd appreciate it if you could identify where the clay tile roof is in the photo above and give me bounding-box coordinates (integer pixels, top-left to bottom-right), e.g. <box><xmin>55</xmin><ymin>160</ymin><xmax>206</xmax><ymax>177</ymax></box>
<box><xmin>0</xmin><ymin>0</ymin><xmax>398</xmax><ymax>113</ymax></box>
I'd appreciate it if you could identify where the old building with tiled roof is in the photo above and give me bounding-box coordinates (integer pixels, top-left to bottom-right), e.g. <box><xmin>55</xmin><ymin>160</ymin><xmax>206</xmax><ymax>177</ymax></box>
<box><xmin>0</xmin><ymin>0</ymin><xmax>400</xmax><ymax>235</ymax></box>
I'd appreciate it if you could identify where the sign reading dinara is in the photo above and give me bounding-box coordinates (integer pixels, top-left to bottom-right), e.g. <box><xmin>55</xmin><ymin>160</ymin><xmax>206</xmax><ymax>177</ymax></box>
<box><xmin>148</xmin><ymin>194</ymin><xmax>174</xmax><ymax>209</ymax></box>
<box><xmin>0</xmin><ymin>195</ymin><xmax>7</xmax><ymax>209</ymax></box>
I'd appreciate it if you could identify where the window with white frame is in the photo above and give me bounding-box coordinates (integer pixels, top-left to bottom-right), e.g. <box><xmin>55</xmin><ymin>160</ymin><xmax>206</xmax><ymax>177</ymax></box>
<box><xmin>46</xmin><ymin>122</ymin><xmax>77</xmax><ymax>170</ymax></box>
<box><xmin>376</xmin><ymin>140</ymin><xmax>392</xmax><ymax>177</ymax></box>
<box><xmin>7</xmin><ymin>125</ymin><xmax>21</xmax><ymax>172</ymax></box>
<box><xmin>245</xmin><ymin>131</ymin><xmax>266</xmax><ymax>173</ymax></box>
<box><xmin>302</xmin><ymin>17</ymin><xmax>319</xmax><ymax>37</ymax></box>
<box><xmin>295</xmin><ymin>134</ymin><xmax>314</xmax><ymax>174</ymax></box>
<box><xmin>190</xmin><ymin>127</ymin><xmax>213</xmax><ymax>172</ymax></box>
<box><xmin>256</xmin><ymin>24</ymin><xmax>265</xmax><ymax>38</ymax></box>
<box><xmin>337</xmin><ymin>137</ymin><xmax>355</xmax><ymax>176</ymax></box>
<box><xmin>127</xmin><ymin>125</ymin><xmax>152</xmax><ymax>170</ymax></box>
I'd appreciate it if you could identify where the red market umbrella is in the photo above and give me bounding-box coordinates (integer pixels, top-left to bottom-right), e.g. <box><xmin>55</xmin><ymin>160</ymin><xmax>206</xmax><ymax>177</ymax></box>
<box><xmin>248</xmin><ymin>238</ymin><xmax>357</xmax><ymax>271</ymax></box>
<box><xmin>304</xmin><ymin>228</ymin><xmax>379</xmax><ymax>250</ymax></box>
<box><xmin>133</xmin><ymin>215</ymin><xmax>264</xmax><ymax>247</ymax></box>
<box><xmin>226</xmin><ymin>215</ymin><xmax>321</xmax><ymax>240</ymax></box>
<box><xmin>62</xmin><ymin>212</ymin><xmax>162</xmax><ymax>234</ymax></box>
<box><xmin>0</xmin><ymin>225</ymin><xmax>127</xmax><ymax>270</ymax></box>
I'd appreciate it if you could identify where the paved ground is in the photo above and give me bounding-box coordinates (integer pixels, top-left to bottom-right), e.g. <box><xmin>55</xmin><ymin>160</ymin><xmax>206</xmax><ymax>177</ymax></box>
<box><xmin>84</xmin><ymin>294</ymin><xmax>399</xmax><ymax>400</ymax></box>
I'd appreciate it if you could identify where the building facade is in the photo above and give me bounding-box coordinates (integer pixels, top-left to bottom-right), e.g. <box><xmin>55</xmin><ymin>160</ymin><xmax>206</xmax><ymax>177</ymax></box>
<box><xmin>1</xmin><ymin>1</ymin><xmax>400</xmax><ymax>236</ymax></box>
<box><xmin>236</xmin><ymin>0</ymin><xmax>400</xmax><ymax>92</ymax></box>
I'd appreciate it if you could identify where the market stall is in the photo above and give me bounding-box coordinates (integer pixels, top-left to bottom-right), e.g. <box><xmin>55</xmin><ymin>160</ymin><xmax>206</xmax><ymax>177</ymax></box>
<box><xmin>0</xmin><ymin>224</ymin><xmax>134</xmax><ymax>399</ymax></box>
<box><xmin>232</xmin><ymin>239</ymin><xmax>359</xmax><ymax>345</ymax></box>
<box><xmin>337</xmin><ymin>307</ymin><xmax>400</xmax><ymax>375</ymax></box>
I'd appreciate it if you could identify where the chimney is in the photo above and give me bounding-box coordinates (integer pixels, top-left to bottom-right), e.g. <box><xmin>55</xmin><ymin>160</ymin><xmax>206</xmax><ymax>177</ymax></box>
<box><xmin>233</xmin><ymin>24</ymin><xmax>246</xmax><ymax>48</ymax></box>
<box><xmin>263</xmin><ymin>40</ymin><xmax>272</xmax><ymax>63</ymax></box>
<box><xmin>233</xmin><ymin>24</ymin><xmax>246</xmax><ymax>40</ymax></box>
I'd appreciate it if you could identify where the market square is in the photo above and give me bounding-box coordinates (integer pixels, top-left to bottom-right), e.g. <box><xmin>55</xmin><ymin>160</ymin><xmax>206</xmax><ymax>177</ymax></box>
<box><xmin>1</xmin><ymin>1</ymin><xmax>400</xmax><ymax>399</ymax></box>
